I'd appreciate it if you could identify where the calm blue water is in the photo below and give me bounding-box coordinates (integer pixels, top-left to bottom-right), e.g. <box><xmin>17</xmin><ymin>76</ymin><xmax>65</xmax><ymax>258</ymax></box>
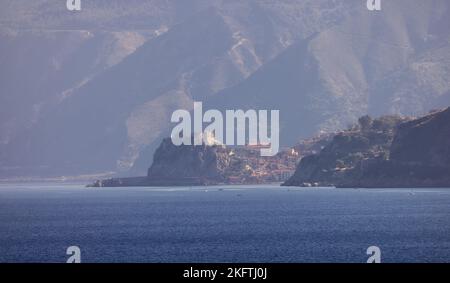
<box><xmin>0</xmin><ymin>183</ymin><xmax>449</xmax><ymax>263</ymax></box>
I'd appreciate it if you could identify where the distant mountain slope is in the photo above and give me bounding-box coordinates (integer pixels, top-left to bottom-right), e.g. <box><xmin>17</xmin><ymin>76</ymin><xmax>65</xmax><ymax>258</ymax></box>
<box><xmin>2</xmin><ymin>8</ymin><xmax>237</xmax><ymax>176</ymax></box>
<box><xmin>206</xmin><ymin>0</ymin><xmax>450</xmax><ymax>146</ymax></box>
<box><xmin>0</xmin><ymin>0</ymin><xmax>209</xmax><ymax>30</ymax></box>
<box><xmin>0</xmin><ymin>0</ymin><xmax>352</xmax><ymax>177</ymax></box>
<box><xmin>0</xmin><ymin>28</ymin><xmax>150</xmax><ymax>147</ymax></box>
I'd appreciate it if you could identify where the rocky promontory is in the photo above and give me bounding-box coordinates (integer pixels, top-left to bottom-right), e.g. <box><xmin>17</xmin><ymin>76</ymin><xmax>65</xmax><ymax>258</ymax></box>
<box><xmin>339</xmin><ymin>107</ymin><xmax>450</xmax><ymax>188</ymax></box>
<box><xmin>284</xmin><ymin>107</ymin><xmax>450</xmax><ymax>188</ymax></box>
<box><xmin>90</xmin><ymin>138</ymin><xmax>304</xmax><ymax>187</ymax></box>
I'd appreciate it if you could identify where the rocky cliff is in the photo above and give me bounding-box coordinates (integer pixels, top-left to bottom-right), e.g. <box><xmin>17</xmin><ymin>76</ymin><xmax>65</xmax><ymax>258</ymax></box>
<box><xmin>146</xmin><ymin>138</ymin><xmax>231</xmax><ymax>184</ymax></box>
<box><xmin>339</xmin><ymin>107</ymin><xmax>450</xmax><ymax>188</ymax></box>
<box><xmin>284</xmin><ymin>108</ymin><xmax>450</xmax><ymax>188</ymax></box>
<box><xmin>283</xmin><ymin>115</ymin><xmax>408</xmax><ymax>186</ymax></box>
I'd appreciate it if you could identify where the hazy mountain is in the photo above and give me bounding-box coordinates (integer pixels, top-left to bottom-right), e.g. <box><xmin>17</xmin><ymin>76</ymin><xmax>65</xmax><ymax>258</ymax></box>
<box><xmin>1</xmin><ymin>0</ymin><xmax>449</xmax><ymax>178</ymax></box>
<box><xmin>0</xmin><ymin>0</ymin><xmax>209</xmax><ymax>30</ymax></box>
<box><xmin>207</xmin><ymin>0</ymin><xmax>450</xmax><ymax>145</ymax></box>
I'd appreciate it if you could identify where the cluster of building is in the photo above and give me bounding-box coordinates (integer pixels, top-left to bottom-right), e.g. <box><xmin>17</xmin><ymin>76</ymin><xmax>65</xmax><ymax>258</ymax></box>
<box><xmin>223</xmin><ymin>145</ymin><xmax>300</xmax><ymax>183</ymax></box>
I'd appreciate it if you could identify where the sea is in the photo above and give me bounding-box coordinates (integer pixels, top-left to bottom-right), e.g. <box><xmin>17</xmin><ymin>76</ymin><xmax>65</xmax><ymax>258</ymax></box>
<box><xmin>0</xmin><ymin>183</ymin><xmax>449</xmax><ymax>263</ymax></box>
